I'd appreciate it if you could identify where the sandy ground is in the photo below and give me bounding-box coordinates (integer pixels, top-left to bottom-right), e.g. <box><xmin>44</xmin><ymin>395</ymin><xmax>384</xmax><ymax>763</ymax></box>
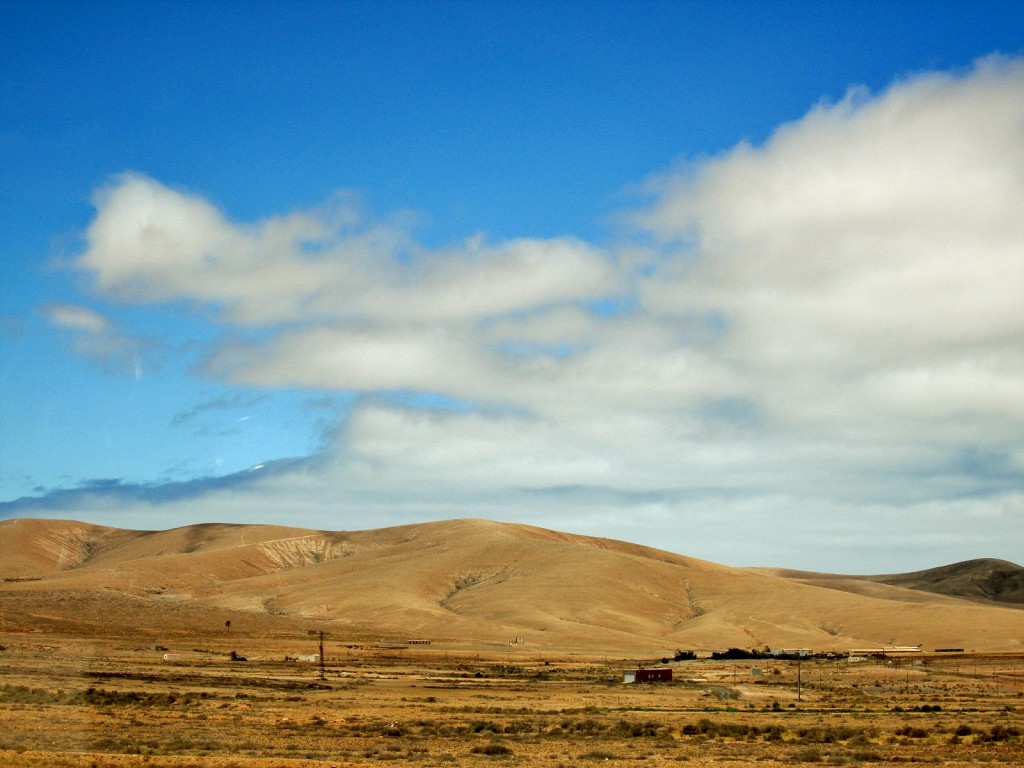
<box><xmin>1</xmin><ymin>628</ymin><xmax>1023</xmax><ymax>767</ymax></box>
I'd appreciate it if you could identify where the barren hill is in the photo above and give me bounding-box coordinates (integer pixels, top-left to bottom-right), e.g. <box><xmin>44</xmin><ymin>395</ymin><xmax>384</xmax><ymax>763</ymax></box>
<box><xmin>858</xmin><ymin>559</ymin><xmax>1024</xmax><ymax>606</ymax></box>
<box><xmin>2</xmin><ymin>517</ymin><xmax>1023</xmax><ymax>654</ymax></box>
<box><xmin>762</xmin><ymin>559</ymin><xmax>1024</xmax><ymax>609</ymax></box>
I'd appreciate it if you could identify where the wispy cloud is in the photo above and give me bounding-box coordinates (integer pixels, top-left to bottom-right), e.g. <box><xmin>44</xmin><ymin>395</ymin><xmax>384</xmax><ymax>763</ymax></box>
<box><xmin>42</xmin><ymin>303</ymin><xmax>111</xmax><ymax>335</ymax></box>
<box><xmin>10</xmin><ymin>56</ymin><xmax>1024</xmax><ymax>570</ymax></box>
<box><xmin>40</xmin><ymin>302</ymin><xmax>153</xmax><ymax>377</ymax></box>
<box><xmin>170</xmin><ymin>392</ymin><xmax>268</xmax><ymax>431</ymax></box>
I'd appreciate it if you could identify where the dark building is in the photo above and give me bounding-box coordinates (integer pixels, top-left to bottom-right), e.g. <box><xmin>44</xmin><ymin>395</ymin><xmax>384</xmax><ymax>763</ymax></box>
<box><xmin>634</xmin><ymin>667</ymin><xmax>672</xmax><ymax>683</ymax></box>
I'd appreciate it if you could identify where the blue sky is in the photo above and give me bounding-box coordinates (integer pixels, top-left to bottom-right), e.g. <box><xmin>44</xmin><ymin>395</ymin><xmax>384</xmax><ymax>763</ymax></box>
<box><xmin>3</xmin><ymin>1</ymin><xmax>1024</xmax><ymax>571</ymax></box>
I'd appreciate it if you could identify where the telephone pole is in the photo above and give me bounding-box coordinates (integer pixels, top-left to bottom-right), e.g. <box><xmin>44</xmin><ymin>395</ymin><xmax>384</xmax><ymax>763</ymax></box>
<box><xmin>308</xmin><ymin>629</ymin><xmax>327</xmax><ymax>681</ymax></box>
<box><xmin>797</xmin><ymin>656</ymin><xmax>802</xmax><ymax>703</ymax></box>
<box><xmin>319</xmin><ymin>631</ymin><xmax>326</xmax><ymax>681</ymax></box>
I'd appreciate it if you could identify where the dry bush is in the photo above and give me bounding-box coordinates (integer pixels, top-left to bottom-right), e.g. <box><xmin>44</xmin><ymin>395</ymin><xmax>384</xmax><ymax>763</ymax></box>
<box><xmin>469</xmin><ymin>742</ymin><xmax>513</xmax><ymax>756</ymax></box>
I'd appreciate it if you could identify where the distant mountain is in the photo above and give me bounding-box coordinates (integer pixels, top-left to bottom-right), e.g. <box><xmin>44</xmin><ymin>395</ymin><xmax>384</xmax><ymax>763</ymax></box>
<box><xmin>762</xmin><ymin>559</ymin><xmax>1024</xmax><ymax>610</ymax></box>
<box><xmin>858</xmin><ymin>559</ymin><xmax>1024</xmax><ymax>607</ymax></box>
<box><xmin>2</xmin><ymin>517</ymin><xmax>1022</xmax><ymax>654</ymax></box>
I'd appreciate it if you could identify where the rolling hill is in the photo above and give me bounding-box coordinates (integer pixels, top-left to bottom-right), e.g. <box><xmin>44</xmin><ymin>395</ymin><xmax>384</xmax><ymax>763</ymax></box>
<box><xmin>761</xmin><ymin>559</ymin><xmax>1024</xmax><ymax>610</ymax></box>
<box><xmin>1</xmin><ymin>517</ymin><xmax>1022</xmax><ymax>654</ymax></box>
<box><xmin>859</xmin><ymin>559</ymin><xmax>1024</xmax><ymax>606</ymax></box>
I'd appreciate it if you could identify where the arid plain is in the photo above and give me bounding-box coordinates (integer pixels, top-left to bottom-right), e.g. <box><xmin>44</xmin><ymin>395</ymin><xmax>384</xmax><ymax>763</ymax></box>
<box><xmin>1</xmin><ymin>517</ymin><xmax>1022</xmax><ymax>767</ymax></box>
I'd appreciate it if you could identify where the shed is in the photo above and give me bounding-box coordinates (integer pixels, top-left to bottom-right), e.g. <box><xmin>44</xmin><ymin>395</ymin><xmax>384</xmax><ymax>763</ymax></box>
<box><xmin>634</xmin><ymin>667</ymin><xmax>672</xmax><ymax>683</ymax></box>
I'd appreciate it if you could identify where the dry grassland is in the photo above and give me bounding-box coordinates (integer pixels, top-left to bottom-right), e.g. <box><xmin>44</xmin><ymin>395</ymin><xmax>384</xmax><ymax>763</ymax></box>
<box><xmin>1</xmin><ymin>630</ymin><xmax>1022</xmax><ymax>768</ymax></box>
<box><xmin>2</xmin><ymin>519</ymin><xmax>1023</xmax><ymax>766</ymax></box>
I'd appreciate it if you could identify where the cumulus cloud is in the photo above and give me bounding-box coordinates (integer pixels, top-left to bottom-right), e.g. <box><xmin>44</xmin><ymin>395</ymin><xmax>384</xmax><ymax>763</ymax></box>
<box><xmin>638</xmin><ymin>56</ymin><xmax>1024</xmax><ymax>444</ymax></box>
<box><xmin>43</xmin><ymin>56</ymin><xmax>1024</xmax><ymax>569</ymax></box>
<box><xmin>80</xmin><ymin>175</ymin><xmax>616</xmax><ymax>326</ymax></box>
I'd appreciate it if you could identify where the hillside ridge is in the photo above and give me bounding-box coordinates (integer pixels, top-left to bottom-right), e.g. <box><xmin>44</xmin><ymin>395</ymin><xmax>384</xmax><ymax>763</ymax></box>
<box><xmin>2</xmin><ymin>517</ymin><xmax>1022</xmax><ymax>653</ymax></box>
<box><xmin>861</xmin><ymin>558</ymin><xmax>1024</xmax><ymax>606</ymax></box>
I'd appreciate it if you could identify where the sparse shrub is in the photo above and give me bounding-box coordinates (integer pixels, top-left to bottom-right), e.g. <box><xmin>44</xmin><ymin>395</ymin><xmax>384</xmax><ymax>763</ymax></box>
<box><xmin>791</xmin><ymin>747</ymin><xmax>823</xmax><ymax>763</ymax></box>
<box><xmin>850</xmin><ymin>748</ymin><xmax>883</xmax><ymax>761</ymax></box>
<box><xmin>680</xmin><ymin>719</ymin><xmax>762</xmax><ymax>740</ymax></box>
<box><xmin>470</xmin><ymin>742</ymin><xmax>513</xmax><ymax>756</ymax></box>
<box><xmin>895</xmin><ymin>725</ymin><xmax>929</xmax><ymax>738</ymax></box>
<box><xmin>613</xmin><ymin>719</ymin><xmax>664</xmax><ymax>738</ymax></box>
<box><xmin>383</xmin><ymin>722</ymin><xmax>406</xmax><ymax>737</ymax></box>
<box><xmin>470</xmin><ymin>720</ymin><xmax>502</xmax><ymax>735</ymax></box>
<box><xmin>795</xmin><ymin>726</ymin><xmax>858</xmax><ymax>744</ymax></box>
<box><xmin>981</xmin><ymin>725</ymin><xmax>1020</xmax><ymax>743</ymax></box>
<box><xmin>796</xmin><ymin>724</ymin><xmax>825</xmax><ymax>741</ymax></box>
<box><xmin>569</xmin><ymin>719</ymin><xmax>605</xmax><ymax>736</ymax></box>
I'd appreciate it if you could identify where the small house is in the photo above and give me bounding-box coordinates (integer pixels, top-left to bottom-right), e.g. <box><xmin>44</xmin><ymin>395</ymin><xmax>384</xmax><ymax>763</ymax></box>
<box><xmin>634</xmin><ymin>667</ymin><xmax>672</xmax><ymax>683</ymax></box>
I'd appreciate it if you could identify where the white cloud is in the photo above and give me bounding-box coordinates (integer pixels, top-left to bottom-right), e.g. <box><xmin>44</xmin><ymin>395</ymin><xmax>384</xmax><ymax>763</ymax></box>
<box><xmin>638</xmin><ymin>56</ymin><xmax>1024</xmax><ymax>445</ymax></box>
<box><xmin>42</xmin><ymin>303</ymin><xmax>111</xmax><ymax>334</ymax></box>
<box><xmin>40</xmin><ymin>302</ymin><xmax>150</xmax><ymax>376</ymax></box>
<box><xmin>81</xmin><ymin>175</ymin><xmax>384</xmax><ymax>324</ymax></box>
<box><xmin>205</xmin><ymin>323</ymin><xmax>499</xmax><ymax>399</ymax></box>
<box><xmin>53</xmin><ymin>56</ymin><xmax>1024</xmax><ymax>569</ymax></box>
<box><xmin>80</xmin><ymin>175</ymin><xmax>616</xmax><ymax>326</ymax></box>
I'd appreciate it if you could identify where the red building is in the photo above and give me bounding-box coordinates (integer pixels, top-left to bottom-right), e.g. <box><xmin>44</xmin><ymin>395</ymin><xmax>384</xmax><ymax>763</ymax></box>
<box><xmin>634</xmin><ymin>667</ymin><xmax>672</xmax><ymax>683</ymax></box>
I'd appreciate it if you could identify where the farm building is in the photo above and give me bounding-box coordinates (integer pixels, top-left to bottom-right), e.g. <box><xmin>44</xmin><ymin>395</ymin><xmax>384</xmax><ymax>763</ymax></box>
<box><xmin>849</xmin><ymin>646</ymin><xmax>922</xmax><ymax>656</ymax></box>
<box><xmin>625</xmin><ymin>667</ymin><xmax>672</xmax><ymax>683</ymax></box>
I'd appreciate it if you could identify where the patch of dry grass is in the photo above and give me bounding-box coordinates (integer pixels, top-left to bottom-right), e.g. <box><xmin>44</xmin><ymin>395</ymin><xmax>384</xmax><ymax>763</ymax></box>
<box><xmin>1</xmin><ymin>630</ymin><xmax>1022</xmax><ymax>768</ymax></box>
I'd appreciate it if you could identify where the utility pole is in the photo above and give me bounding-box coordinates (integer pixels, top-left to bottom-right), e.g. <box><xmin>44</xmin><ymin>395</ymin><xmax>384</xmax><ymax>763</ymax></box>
<box><xmin>319</xmin><ymin>631</ymin><xmax>326</xmax><ymax>681</ymax></box>
<box><xmin>308</xmin><ymin>629</ymin><xmax>327</xmax><ymax>681</ymax></box>
<box><xmin>797</xmin><ymin>656</ymin><xmax>802</xmax><ymax>703</ymax></box>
